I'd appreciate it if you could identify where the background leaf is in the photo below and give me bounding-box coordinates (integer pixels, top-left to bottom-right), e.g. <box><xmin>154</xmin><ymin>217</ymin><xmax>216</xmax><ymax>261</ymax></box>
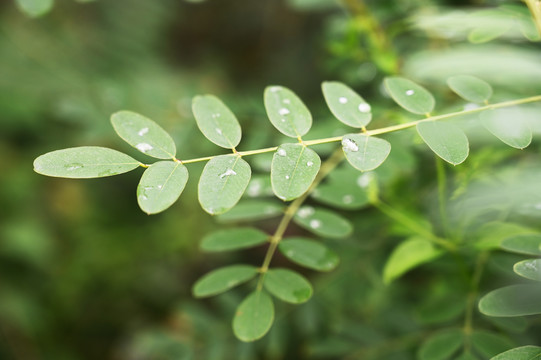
<box><xmin>384</xmin><ymin>77</ymin><xmax>435</xmax><ymax>115</ymax></box>
<box><xmin>263</xmin><ymin>268</ymin><xmax>313</xmax><ymax>304</ymax></box>
<box><xmin>490</xmin><ymin>346</ymin><xmax>541</xmax><ymax>360</ymax></box>
<box><xmin>233</xmin><ymin>290</ymin><xmax>274</xmax><ymax>342</ymax></box>
<box><xmin>216</xmin><ymin>200</ymin><xmax>284</xmax><ymax>223</ymax></box>
<box><xmin>417</xmin><ymin>121</ymin><xmax>469</xmax><ymax>165</ymax></box>
<box><xmin>137</xmin><ymin>161</ymin><xmax>189</xmax><ymax>214</ymax></box>
<box><xmin>200</xmin><ymin>227</ymin><xmax>269</xmax><ymax>252</ymax></box>
<box><xmin>447</xmin><ymin>75</ymin><xmax>492</xmax><ymax>103</ymax></box>
<box><xmin>33</xmin><ymin>147</ymin><xmax>140</xmax><ymax>178</ymax></box>
<box><xmin>264</xmin><ymin>86</ymin><xmax>312</xmax><ymax>138</ymax></box>
<box><xmin>192</xmin><ymin>95</ymin><xmax>242</xmax><ymax>149</ymax></box>
<box><xmin>479</xmin><ymin>284</ymin><xmax>541</xmax><ymax>316</ymax></box>
<box><xmin>480</xmin><ymin>108</ymin><xmax>532</xmax><ymax>149</ymax></box>
<box><xmin>418</xmin><ymin>328</ymin><xmax>463</xmax><ymax>360</ymax></box>
<box><xmin>192</xmin><ymin>265</ymin><xmax>258</xmax><ymax>298</ymax></box>
<box><xmin>513</xmin><ymin>259</ymin><xmax>541</xmax><ymax>281</ymax></box>
<box><xmin>293</xmin><ymin>206</ymin><xmax>353</xmax><ymax>238</ymax></box>
<box><xmin>322</xmin><ymin>81</ymin><xmax>371</xmax><ymax>128</ymax></box>
<box><xmin>15</xmin><ymin>0</ymin><xmax>54</xmax><ymax>17</ymax></box>
<box><xmin>341</xmin><ymin>134</ymin><xmax>391</xmax><ymax>171</ymax></box>
<box><xmin>500</xmin><ymin>234</ymin><xmax>541</xmax><ymax>256</ymax></box>
<box><xmin>470</xmin><ymin>330</ymin><xmax>515</xmax><ymax>359</ymax></box>
<box><xmin>279</xmin><ymin>238</ymin><xmax>339</xmax><ymax>271</ymax></box>
<box><xmin>198</xmin><ymin>155</ymin><xmax>251</xmax><ymax>215</ymax></box>
<box><xmin>111</xmin><ymin>111</ymin><xmax>177</xmax><ymax>159</ymax></box>
<box><xmin>271</xmin><ymin>144</ymin><xmax>321</xmax><ymax>201</ymax></box>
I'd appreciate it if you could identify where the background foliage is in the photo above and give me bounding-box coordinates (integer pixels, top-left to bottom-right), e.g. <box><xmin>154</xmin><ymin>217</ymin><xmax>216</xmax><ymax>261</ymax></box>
<box><xmin>1</xmin><ymin>0</ymin><xmax>541</xmax><ymax>359</ymax></box>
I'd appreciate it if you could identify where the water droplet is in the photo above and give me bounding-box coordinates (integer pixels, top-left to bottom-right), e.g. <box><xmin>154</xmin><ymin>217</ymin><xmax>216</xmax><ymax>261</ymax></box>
<box><xmin>279</xmin><ymin>108</ymin><xmax>290</xmax><ymax>116</ymax></box>
<box><xmin>285</xmin><ymin>175</ymin><xmax>290</xmax><ymax>180</ymax></box>
<box><xmin>525</xmin><ymin>262</ymin><xmax>538</xmax><ymax>271</ymax></box>
<box><xmin>277</xmin><ymin>149</ymin><xmax>287</xmax><ymax>157</ymax></box>
<box><xmin>247</xmin><ymin>180</ymin><xmax>261</xmax><ymax>197</ymax></box>
<box><xmin>357</xmin><ymin>173</ymin><xmax>372</xmax><ymax>188</ymax></box>
<box><xmin>270</xmin><ymin>86</ymin><xmax>281</xmax><ymax>92</ymax></box>
<box><xmin>138</xmin><ymin>127</ymin><xmax>149</xmax><ymax>136</ymax></box>
<box><xmin>277</xmin><ymin>195</ymin><xmax>286</xmax><ymax>201</ymax></box>
<box><xmin>358</xmin><ymin>103</ymin><xmax>371</xmax><ymax>113</ymax></box>
<box><xmin>281</xmin><ymin>118</ymin><xmax>286</xmax><ymax>122</ymax></box>
<box><xmin>339</xmin><ymin>97</ymin><xmax>348</xmax><ymax>104</ymax></box>
<box><xmin>66</xmin><ymin>163</ymin><xmax>83</xmax><ymax>171</ymax></box>
<box><xmin>212</xmin><ymin>113</ymin><xmax>221</xmax><ymax>118</ymax></box>
<box><xmin>298</xmin><ymin>206</ymin><xmax>314</xmax><ymax>218</ymax></box>
<box><xmin>219</xmin><ymin>169</ymin><xmax>237</xmax><ymax>179</ymax></box>
<box><xmin>310</xmin><ymin>219</ymin><xmax>321</xmax><ymax>229</ymax></box>
<box><xmin>534</xmin><ymin>203</ymin><xmax>541</xmax><ymax>210</ymax></box>
<box><xmin>136</xmin><ymin>143</ymin><xmax>153</xmax><ymax>153</ymax></box>
<box><xmin>406</xmin><ymin>89</ymin><xmax>414</xmax><ymax>96</ymax></box>
<box><xmin>306</xmin><ymin>161</ymin><xmax>313</xmax><ymax>167</ymax></box>
<box><xmin>463</xmin><ymin>103</ymin><xmax>479</xmax><ymax>111</ymax></box>
<box><xmin>343</xmin><ymin>195</ymin><xmax>353</xmax><ymax>204</ymax></box>
<box><xmin>157</xmin><ymin>185</ymin><xmax>163</xmax><ymax>190</ymax></box>
<box><xmin>283</xmin><ymin>99</ymin><xmax>291</xmax><ymax>104</ymax></box>
<box><xmin>139</xmin><ymin>194</ymin><xmax>148</xmax><ymax>201</ymax></box>
<box><xmin>215</xmin><ymin>128</ymin><xmax>223</xmax><ymax>135</ymax></box>
<box><xmin>342</xmin><ymin>137</ymin><xmax>359</xmax><ymax>152</ymax></box>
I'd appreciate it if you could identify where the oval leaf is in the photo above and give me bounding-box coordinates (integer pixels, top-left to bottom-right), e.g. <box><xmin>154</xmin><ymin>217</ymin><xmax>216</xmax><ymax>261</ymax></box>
<box><xmin>322</xmin><ymin>81</ymin><xmax>372</xmax><ymax>128</ymax></box>
<box><xmin>33</xmin><ymin>146</ymin><xmax>140</xmax><ymax>178</ymax></box>
<box><xmin>479</xmin><ymin>284</ymin><xmax>541</xmax><ymax>317</ymax></box>
<box><xmin>384</xmin><ymin>77</ymin><xmax>435</xmax><ymax>115</ymax></box>
<box><xmin>137</xmin><ymin>161</ymin><xmax>188</xmax><ymax>214</ymax></box>
<box><xmin>471</xmin><ymin>330</ymin><xmax>515</xmax><ymax>359</ymax></box>
<box><xmin>198</xmin><ymin>155</ymin><xmax>251</xmax><ymax>215</ymax></box>
<box><xmin>264</xmin><ymin>268</ymin><xmax>313</xmax><ymax>304</ymax></box>
<box><xmin>513</xmin><ymin>259</ymin><xmax>541</xmax><ymax>281</ymax></box>
<box><xmin>501</xmin><ymin>234</ymin><xmax>541</xmax><ymax>256</ymax></box>
<box><xmin>200</xmin><ymin>227</ymin><xmax>269</xmax><ymax>252</ymax></box>
<box><xmin>192</xmin><ymin>265</ymin><xmax>258</xmax><ymax>298</ymax></box>
<box><xmin>279</xmin><ymin>237</ymin><xmax>339</xmax><ymax>271</ymax></box>
<box><xmin>264</xmin><ymin>86</ymin><xmax>312</xmax><ymax>138</ymax></box>
<box><xmin>491</xmin><ymin>346</ymin><xmax>541</xmax><ymax>360</ymax></box>
<box><xmin>417</xmin><ymin>121</ymin><xmax>469</xmax><ymax>165</ymax></box>
<box><xmin>418</xmin><ymin>328</ymin><xmax>463</xmax><ymax>360</ymax></box>
<box><xmin>271</xmin><ymin>144</ymin><xmax>321</xmax><ymax>201</ymax></box>
<box><xmin>383</xmin><ymin>237</ymin><xmax>443</xmax><ymax>284</ymax></box>
<box><xmin>192</xmin><ymin>95</ymin><xmax>242</xmax><ymax>149</ymax></box>
<box><xmin>311</xmin><ymin>179</ymin><xmax>370</xmax><ymax>210</ymax></box>
<box><xmin>15</xmin><ymin>0</ymin><xmax>54</xmax><ymax>17</ymax></box>
<box><xmin>447</xmin><ymin>75</ymin><xmax>493</xmax><ymax>103</ymax></box>
<box><xmin>233</xmin><ymin>290</ymin><xmax>274</xmax><ymax>342</ymax></box>
<box><xmin>111</xmin><ymin>111</ymin><xmax>177</xmax><ymax>159</ymax></box>
<box><xmin>480</xmin><ymin>108</ymin><xmax>532</xmax><ymax>149</ymax></box>
<box><xmin>216</xmin><ymin>200</ymin><xmax>284</xmax><ymax>223</ymax></box>
<box><xmin>293</xmin><ymin>206</ymin><xmax>353</xmax><ymax>239</ymax></box>
<box><xmin>341</xmin><ymin>134</ymin><xmax>391</xmax><ymax>172</ymax></box>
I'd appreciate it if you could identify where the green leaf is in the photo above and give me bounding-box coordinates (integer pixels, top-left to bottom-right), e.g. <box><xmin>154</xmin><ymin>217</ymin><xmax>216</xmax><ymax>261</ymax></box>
<box><xmin>33</xmin><ymin>146</ymin><xmax>140</xmax><ymax>178</ymax></box>
<box><xmin>192</xmin><ymin>95</ymin><xmax>242</xmax><ymax>149</ymax></box>
<box><xmin>192</xmin><ymin>265</ymin><xmax>258</xmax><ymax>298</ymax></box>
<box><xmin>471</xmin><ymin>330</ymin><xmax>515</xmax><ymax>359</ymax></box>
<box><xmin>311</xmin><ymin>177</ymin><xmax>370</xmax><ymax>210</ymax></box>
<box><xmin>233</xmin><ymin>290</ymin><xmax>274</xmax><ymax>342</ymax></box>
<box><xmin>137</xmin><ymin>161</ymin><xmax>189</xmax><ymax>214</ymax></box>
<box><xmin>263</xmin><ymin>268</ymin><xmax>313</xmax><ymax>304</ymax></box>
<box><xmin>200</xmin><ymin>227</ymin><xmax>269</xmax><ymax>252</ymax></box>
<box><xmin>321</xmin><ymin>81</ymin><xmax>372</xmax><ymax>128</ymax></box>
<box><xmin>341</xmin><ymin>134</ymin><xmax>391</xmax><ymax>172</ymax></box>
<box><xmin>479</xmin><ymin>284</ymin><xmax>541</xmax><ymax>317</ymax></box>
<box><xmin>264</xmin><ymin>86</ymin><xmax>312</xmax><ymax>138</ymax></box>
<box><xmin>216</xmin><ymin>200</ymin><xmax>284</xmax><ymax>223</ymax></box>
<box><xmin>501</xmin><ymin>234</ymin><xmax>541</xmax><ymax>256</ymax></box>
<box><xmin>279</xmin><ymin>237</ymin><xmax>339</xmax><ymax>271</ymax></box>
<box><xmin>447</xmin><ymin>75</ymin><xmax>493</xmax><ymax>103</ymax></box>
<box><xmin>455</xmin><ymin>352</ymin><xmax>480</xmax><ymax>360</ymax></box>
<box><xmin>418</xmin><ymin>328</ymin><xmax>463</xmax><ymax>360</ymax></box>
<box><xmin>417</xmin><ymin>121</ymin><xmax>469</xmax><ymax>165</ymax></box>
<box><xmin>271</xmin><ymin>144</ymin><xmax>321</xmax><ymax>201</ymax></box>
<box><xmin>490</xmin><ymin>346</ymin><xmax>541</xmax><ymax>360</ymax></box>
<box><xmin>15</xmin><ymin>0</ymin><xmax>54</xmax><ymax>17</ymax></box>
<box><xmin>384</xmin><ymin>77</ymin><xmax>435</xmax><ymax>115</ymax></box>
<box><xmin>198</xmin><ymin>155</ymin><xmax>251</xmax><ymax>215</ymax></box>
<box><xmin>480</xmin><ymin>109</ymin><xmax>532</xmax><ymax>149</ymax></box>
<box><xmin>383</xmin><ymin>237</ymin><xmax>443</xmax><ymax>284</ymax></box>
<box><xmin>293</xmin><ymin>206</ymin><xmax>353</xmax><ymax>239</ymax></box>
<box><xmin>111</xmin><ymin>111</ymin><xmax>177</xmax><ymax>159</ymax></box>
<box><xmin>513</xmin><ymin>259</ymin><xmax>541</xmax><ymax>281</ymax></box>
<box><xmin>244</xmin><ymin>175</ymin><xmax>274</xmax><ymax>198</ymax></box>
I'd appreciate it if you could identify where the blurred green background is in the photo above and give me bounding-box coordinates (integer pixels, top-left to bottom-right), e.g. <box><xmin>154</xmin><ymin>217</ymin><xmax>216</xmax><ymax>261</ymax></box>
<box><xmin>2</xmin><ymin>0</ymin><xmax>541</xmax><ymax>359</ymax></box>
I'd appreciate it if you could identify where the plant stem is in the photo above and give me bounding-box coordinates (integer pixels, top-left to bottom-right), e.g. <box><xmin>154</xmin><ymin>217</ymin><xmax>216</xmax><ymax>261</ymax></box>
<box><xmin>436</xmin><ymin>156</ymin><xmax>450</xmax><ymax>236</ymax></box>
<box><xmin>256</xmin><ymin>147</ymin><xmax>345</xmax><ymax>289</ymax></box>
<box><xmin>463</xmin><ymin>251</ymin><xmax>490</xmax><ymax>350</ymax></box>
<box><xmin>525</xmin><ymin>0</ymin><xmax>541</xmax><ymax>38</ymax></box>
<box><xmin>176</xmin><ymin>95</ymin><xmax>541</xmax><ymax>165</ymax></box>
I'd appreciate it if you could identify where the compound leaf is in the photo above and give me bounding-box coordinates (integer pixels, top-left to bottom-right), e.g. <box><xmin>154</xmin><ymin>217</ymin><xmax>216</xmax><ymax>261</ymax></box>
<box><xmin>192</xmin><ymin>95</ymin><xmax>242</xmax><ymax>149</ymax></box>
<box><xmin>417</xmin><ymin>121</ymin><xmax>469</xmax><ymax>165</ymax></box>
<box><xmin>322</xmin><ymin>81</ymin><xmax>372</xmax><ymax>128</ymax></box>
<box><xmin>479</xmin><ymin>284</ymin><xmax>541</xmax><ymax>317</ymax></box>
<box><xmin>264</xmin><ymin>268</ymin><xmax>313</xmax><ymax>304</ymax></box>
<box><xmin>341</xmin><ymin>134</ymin><xmax>391</xmax><ymax>171</ymax></box>
<box><xmin>233</xmin><ymin>290</ymin><xmax>274</xmax><ymax>342</ymax></box>
<box><xmin>501</xmin><ymin>234</ymin><xmax>541</xmax><ymax>256</ymax></box>
<box><xmin>447</xmin><ymin>75</ymin><xmax>493</xmax><ymax>103</ymax></box>
<box><xmin>200</xmin><ymin>227</ymin><xmax>269</xmax><ymax>252</ymax></box>
<box><xmin>137</xmin><ymin>161</ymin><xmax>188</xmax><ymax>214</ymax></box>
<box><xmin>271</xmin><ymin>144</ymin><xmax>321</xmax><ymax>201</ymax></box>
<box><xmin>264</xmin><ymin>86</ymin><xmax>312</xmax><ymax>138</ymax></box>
<box><xmin>198</xmin><ymin>155</ymin><xmax>251</xmax><ymax>215</ymax></box>
<box><xmin>491</xmin><ymin>346</ymin><xmax>541</xmax><ymax>360</ymax></box>
<box><xmin>384</xmin><ymin>77</ymin><xmax>435</xmax><ymax>115</ymax></box>
<box><xmin>33</xmin><ymin>146</ymin><xmax>140</xmax><ymax>178</ymax></box>
<box><xmin>111</xmin><ymin>111</ymin><xmax>176</xmax><ymax>159</ymax></box>
<box><xmin>481</xmin><ymin>108</ymin><xmax>532</xmax><ymax>149</ymax></box>
<box><xmin>217</xmin><ymin>200</ymin><xmax>284</xmax><ymax>223</ymax></box>
<box><xmin>279</xmin><ymin>237</ymin><xmax>339</xmax><ymax>271</ymax></box>
<box><xmin>192</xmin><ymin>265</ymin><xmax>258</xmax><ymax>298</ymax></box>
<box><xmin>418</xmin><ymin>328</ymin><xmax>463</xmax><ymax>360</ymax></box>
<box><xmin>513</xmin><ymin>259</ymin><xmax>541</xmax><ymax>281</ymax></box>
<box><xmin>15</xmin><ymin>0</ymin><xmax>54</xmax><ymax>17</ymax></box>
<box><xmin>293</xmin><ymin>206</ymin><xmax>353</xmax><ymax>239</ymax></box>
